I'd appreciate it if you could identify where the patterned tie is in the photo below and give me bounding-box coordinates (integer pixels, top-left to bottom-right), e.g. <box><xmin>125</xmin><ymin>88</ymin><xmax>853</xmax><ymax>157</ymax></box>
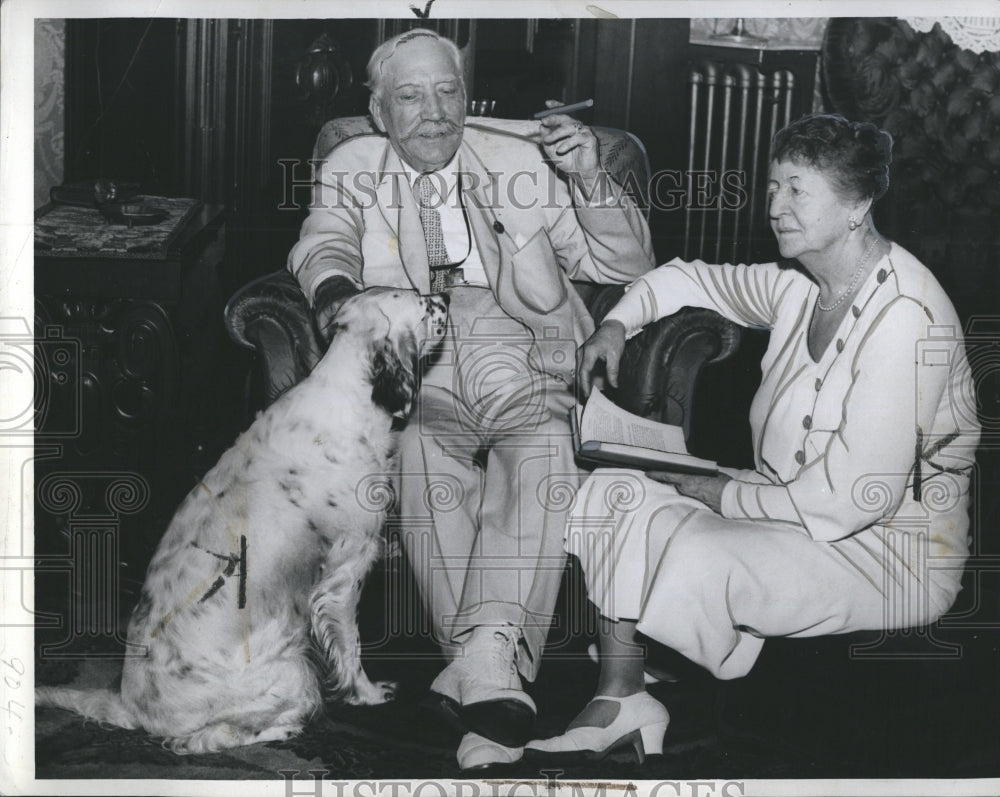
<box><xmin>416</xmin><ymin>174</ymin><xmax>451</xmax><ymax>292</ymax></box>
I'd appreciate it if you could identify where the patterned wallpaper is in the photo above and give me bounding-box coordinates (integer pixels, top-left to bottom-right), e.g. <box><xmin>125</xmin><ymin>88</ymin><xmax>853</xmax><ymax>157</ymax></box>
<box><xmin>35</xmin><ymin>19</ymin><xmax>65</xmax><ymax>210</ymax></box>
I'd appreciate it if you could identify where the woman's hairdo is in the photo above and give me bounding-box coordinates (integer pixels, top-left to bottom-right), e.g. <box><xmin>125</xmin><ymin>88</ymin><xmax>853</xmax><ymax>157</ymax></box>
<box><xmin>366</xmin><ymin>29</ymin><xmax>464</xmax><ymax>101</ymax></box>
<box><xmin>771</xmin><ymin>113</ymin><xmax>893</xmax><ymax>202</ymax></box>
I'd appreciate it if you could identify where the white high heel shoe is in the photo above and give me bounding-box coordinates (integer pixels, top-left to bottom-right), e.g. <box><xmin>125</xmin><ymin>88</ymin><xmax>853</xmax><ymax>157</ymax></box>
<box><xmin>524</xmin><ymin>692</ymin><xmax>669</xmax><ymax>764</ymax></box>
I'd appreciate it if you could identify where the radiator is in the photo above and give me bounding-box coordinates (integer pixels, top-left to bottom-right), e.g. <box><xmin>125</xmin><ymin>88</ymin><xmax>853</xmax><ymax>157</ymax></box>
<box><xmin>684</xmin><ymin>59</ymin><xmax>797</xmax><ymax>265</ymax></box>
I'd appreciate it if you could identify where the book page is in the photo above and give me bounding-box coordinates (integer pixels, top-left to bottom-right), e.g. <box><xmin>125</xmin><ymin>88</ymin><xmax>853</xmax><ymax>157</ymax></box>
<box><xmin>581</xmin><ymin>440</ymin><xmax>718</xmax><ymax>475</ymax></box>
<box><xmin>579</xmin><ymin>388</ymin><xmax>688</xmax><ymax>454</ymax></box>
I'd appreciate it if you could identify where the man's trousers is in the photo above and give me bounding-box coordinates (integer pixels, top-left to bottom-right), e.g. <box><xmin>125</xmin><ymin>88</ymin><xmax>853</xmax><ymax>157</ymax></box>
<box><xmin>397</xmin><ymin>286</ymin><xmax>581</xmax><ymax>680</ymax></box>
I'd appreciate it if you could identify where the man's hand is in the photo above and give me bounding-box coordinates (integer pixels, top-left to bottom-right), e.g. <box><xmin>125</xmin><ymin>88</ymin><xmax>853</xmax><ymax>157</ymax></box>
<box><xmin>313</xmin><ymin>275</ymin><xmax>361</xmax><ymax>345</ymax></box>
<box><xmin>538</xmin><ymin>99</ymin><xmax>601</xmax><ymax>191</ymax></box>
<box><xmin>576</xmin><ymin>320</ymin><xmax>627</xmax><ymax>397</ymax></box>
<box><xmin>645</xmin><ymin>471</ymin><xmax>732</xmax><ymax>514</ymax></box>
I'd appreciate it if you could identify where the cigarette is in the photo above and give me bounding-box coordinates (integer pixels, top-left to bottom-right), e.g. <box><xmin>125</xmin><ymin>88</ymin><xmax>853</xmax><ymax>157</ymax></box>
<box><xmin>533</xmin><ymin>99</ymin><xmax>595</xmax><ymax>120</ymax></box>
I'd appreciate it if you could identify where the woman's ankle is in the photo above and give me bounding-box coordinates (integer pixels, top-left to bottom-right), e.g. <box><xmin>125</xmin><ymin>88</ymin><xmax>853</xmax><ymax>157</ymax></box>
<box><xmin>595</xmin><ymin>672</ymin><xmax>646</xmax><ymax>698</ymax></box>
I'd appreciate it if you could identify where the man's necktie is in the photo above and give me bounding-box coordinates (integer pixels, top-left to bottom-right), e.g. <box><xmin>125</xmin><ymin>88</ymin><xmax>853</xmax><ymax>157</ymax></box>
<box><xmin>416</xmin><ymin>174</ymin><xmax>451</xmax><ymax>292</ymax></box>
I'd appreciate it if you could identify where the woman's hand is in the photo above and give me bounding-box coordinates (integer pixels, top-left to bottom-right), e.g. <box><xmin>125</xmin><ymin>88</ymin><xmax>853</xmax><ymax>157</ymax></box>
<box><xmin>646</xmin><ymin>471</ymin><xmax>732</xmax><ymax>514</ymax></box>
<box><xmin>538</xmin><ymin>100</ymin><xmax>601</xmax><ymax>191</ymax></box>
<box><xmin>577</xmin><ymin>320</ymin><xmax>627</xmax><ymax>397</ymax></box>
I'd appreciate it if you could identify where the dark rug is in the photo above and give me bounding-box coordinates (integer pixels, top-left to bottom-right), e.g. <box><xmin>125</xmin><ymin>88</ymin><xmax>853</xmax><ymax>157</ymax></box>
<box><xmin>35</xmin><ymin>617</ymin><xmax>1000</xmax><ymax>784</ymax></box>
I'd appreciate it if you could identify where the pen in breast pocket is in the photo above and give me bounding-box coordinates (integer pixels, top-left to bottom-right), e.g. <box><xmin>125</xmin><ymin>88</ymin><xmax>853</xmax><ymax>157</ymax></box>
<box><xmin>533</xmin><ymin>99</ymin><xmax>595</xmax><ymax>120</ymax></box>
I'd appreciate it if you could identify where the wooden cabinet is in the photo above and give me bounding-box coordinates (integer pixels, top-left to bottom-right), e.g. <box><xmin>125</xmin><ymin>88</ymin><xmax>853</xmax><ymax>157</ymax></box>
<box><xmin>34</xmin><ymin>204</ymin><xmax>236</xmax><ymax>646</ymax></box>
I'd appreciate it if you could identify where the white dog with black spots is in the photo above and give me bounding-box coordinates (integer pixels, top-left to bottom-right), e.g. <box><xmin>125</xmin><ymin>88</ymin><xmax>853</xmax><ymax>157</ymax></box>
<box><xmin>37</xmin><ymin>288</ymin><xmax>450</xmax><ymax>754</ymax></box>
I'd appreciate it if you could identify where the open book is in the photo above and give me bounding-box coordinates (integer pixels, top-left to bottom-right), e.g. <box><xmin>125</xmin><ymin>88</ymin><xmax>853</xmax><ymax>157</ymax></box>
<box><xmin>570</xmin><ymin>388</ymin><xmax>718</xmax><ymax>475</ymax></box>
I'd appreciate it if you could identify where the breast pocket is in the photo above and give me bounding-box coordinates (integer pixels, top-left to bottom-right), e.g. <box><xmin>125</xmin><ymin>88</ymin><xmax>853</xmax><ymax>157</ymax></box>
<box><xmin>507</xmin><ymin>227</ymin><xmax>568</xmax><ymax>314</ymax></box>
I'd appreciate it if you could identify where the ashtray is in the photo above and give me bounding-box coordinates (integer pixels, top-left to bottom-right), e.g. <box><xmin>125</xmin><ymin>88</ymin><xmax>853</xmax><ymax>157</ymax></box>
<box><xmin>99</xmin><ymin>202</ymin><xmax>169</xmax><ymax>227</ymax></box>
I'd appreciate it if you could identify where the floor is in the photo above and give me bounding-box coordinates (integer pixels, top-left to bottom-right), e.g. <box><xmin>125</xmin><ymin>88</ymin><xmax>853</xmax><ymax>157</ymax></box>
<box><xmin>33</xmin><ymin>556</ymin><xmax>1000</xmax><ymax>786</ymax></box>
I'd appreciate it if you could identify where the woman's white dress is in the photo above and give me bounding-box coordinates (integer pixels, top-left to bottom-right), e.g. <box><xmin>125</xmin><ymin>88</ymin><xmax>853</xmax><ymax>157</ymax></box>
<box><xmin>567</xmin><ymin>244</ymin><xmax>979</xmax><ymax>678</ymax></box>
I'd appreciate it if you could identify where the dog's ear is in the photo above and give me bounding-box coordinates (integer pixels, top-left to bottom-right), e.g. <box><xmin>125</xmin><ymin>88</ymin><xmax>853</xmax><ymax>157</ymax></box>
<box><xmin>370</xmin><ymin>332</ymin><xmax>418</xmax><ymax>420</ymax></box>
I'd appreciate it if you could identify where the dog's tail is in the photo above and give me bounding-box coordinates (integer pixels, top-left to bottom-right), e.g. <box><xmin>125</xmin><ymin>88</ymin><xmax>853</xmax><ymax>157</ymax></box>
<box><xmin>36</xmin><ymin>686</ymin><xmax>137</xmax><ymax>729</ymax></box>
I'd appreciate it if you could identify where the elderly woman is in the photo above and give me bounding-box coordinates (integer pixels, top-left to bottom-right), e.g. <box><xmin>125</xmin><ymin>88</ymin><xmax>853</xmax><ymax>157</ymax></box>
<box><xmin>526</xmin><ymin>113</ymin><xmax>980</xmax><ymax>761</ymax></box>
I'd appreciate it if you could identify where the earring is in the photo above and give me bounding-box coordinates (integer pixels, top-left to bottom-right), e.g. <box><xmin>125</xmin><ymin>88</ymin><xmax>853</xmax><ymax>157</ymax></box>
<box><xmin>848</xmin><ymin>217</ymin><xmax>859</xmax><ymax>231</ymax></box>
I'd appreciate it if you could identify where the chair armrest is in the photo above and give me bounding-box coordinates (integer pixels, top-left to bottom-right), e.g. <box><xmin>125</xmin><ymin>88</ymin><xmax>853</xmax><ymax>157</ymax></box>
<box><xmin>583</xmin><ymin>285</ymin><xmax>742</xmax><ymax>438</ymax></box>
<box><xmin>225</xmin><ymin>275</ymin><xmax>742</xmax><ymax>436</ymax></box>
<box><xmin>224</xmin><ymin>270</ymin><xmax>324</xmax><ymax>407</ymax></box>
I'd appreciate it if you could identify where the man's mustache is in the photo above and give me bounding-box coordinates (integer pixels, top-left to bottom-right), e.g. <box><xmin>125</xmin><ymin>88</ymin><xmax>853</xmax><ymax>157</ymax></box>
<box><xmin>400</xmin><ymin>121</ymin><xmax>461</xmax><ymax>141</ymax></box>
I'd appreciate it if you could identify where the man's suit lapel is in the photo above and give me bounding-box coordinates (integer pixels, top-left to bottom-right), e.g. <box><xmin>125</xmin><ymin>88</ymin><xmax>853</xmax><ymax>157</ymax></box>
<box><xmin>375</xmin><ymin>143</ymin><xmax>429</xmax><ymax>292</ymax></box>
<box><xmin>458</xmin><ymin>140</ymin><xmax>511</xmax><ymax>288</ymax></box>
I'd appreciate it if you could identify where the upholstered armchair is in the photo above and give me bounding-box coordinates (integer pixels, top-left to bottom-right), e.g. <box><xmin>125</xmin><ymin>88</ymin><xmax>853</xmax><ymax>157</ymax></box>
<box><xmin>224</xmin><ymin>116</ymin><xmax>740</xmax><ymax>439</ymax></box>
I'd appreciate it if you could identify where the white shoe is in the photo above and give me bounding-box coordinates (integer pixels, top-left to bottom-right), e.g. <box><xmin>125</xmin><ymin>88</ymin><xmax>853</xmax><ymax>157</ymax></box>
<box><xmin>457</xmin><ymin>732</ymin><xmax>523</xmax><ymax>770</ymax></box>
<box><xmin>429</xmin><ymin>624</ymin><xmax>536</xmax><ymax>747</ymax></box>
<box><xmin>459</xmin><ymin>625</ymin><xmax>536</xmax><ymax>707</ymax></box>
<box><xmin>524</xmin><ymin>692</ymin><xmax>669</xmax><ymax>764</ymax></box>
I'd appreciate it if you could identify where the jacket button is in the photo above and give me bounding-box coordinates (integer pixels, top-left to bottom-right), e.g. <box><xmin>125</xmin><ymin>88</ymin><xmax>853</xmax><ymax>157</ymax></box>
<box><xmin>877</xmin><ymin>268</ymin><xmax>887</xmax><ymax>283</ymax></box>
<box><xmin>815</xmin><ymin>378</ymin><xmax>822</xmax><ymax>391</ymax></box>
<box><xmin>852</xmin><ymin>305</ymin><xmax>861</xmax><ymax>318</ymax></box>
<box><xmin>803</xmin><ymin>415</ymin><xmax>812</xmax><ymax>429</ymax></box>
<box><xmin>795</xmin><ymin>450</ymin><xmax>805</xmax><ymax>465</ymax></box>
<box><xmin>836</xmin><ymin>338</ymin><xmax>844</xmax><ymax>352</ymax></box>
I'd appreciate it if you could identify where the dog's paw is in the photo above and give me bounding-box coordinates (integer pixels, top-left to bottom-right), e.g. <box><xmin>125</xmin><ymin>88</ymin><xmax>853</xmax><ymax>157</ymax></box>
<box><xmin>343</xmin><ymin>678</ymin><xmax>398</xmax><ymax>705</ymax></box>
<box><xmin>372</xmin><ymin>679</ymin><xmax>398</xmax><ymax>704</ymax></box>
<box><xmin>330</xmin><ymin>673</ymin><xmax>400</xmax><ymax>706</ymax></box>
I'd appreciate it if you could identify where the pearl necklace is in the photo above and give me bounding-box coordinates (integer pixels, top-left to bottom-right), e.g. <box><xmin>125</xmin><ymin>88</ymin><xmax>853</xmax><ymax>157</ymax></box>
<box><xmin>816</xmin><ymin>236</ymin><xmax>879</xmax><ymax>312</ymax></box>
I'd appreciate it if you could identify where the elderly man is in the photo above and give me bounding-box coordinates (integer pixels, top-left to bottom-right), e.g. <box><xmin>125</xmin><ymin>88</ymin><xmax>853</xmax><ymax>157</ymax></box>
<box><xmin>288</xmin><ymin>28</ymin><xmax>654</xmax><ymax>768</ymax></box>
